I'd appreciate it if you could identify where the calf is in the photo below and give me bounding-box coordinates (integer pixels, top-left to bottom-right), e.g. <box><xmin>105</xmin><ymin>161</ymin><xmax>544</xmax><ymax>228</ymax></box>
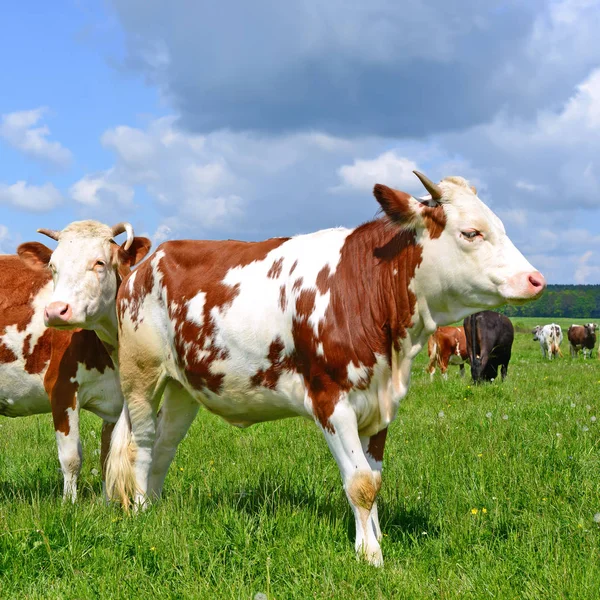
<box><xmin>8</xmin><ymin>223</ymin><xmax>150</xmax><ymax>501</ymax></box>
<box><xmin>36</xmin><ymin>172</ymin><xmax>545</xmax><ymax>565</ymax></box>
<box><xmin>567</xmin><ymin>323</ymin><xmax>597</xmax><ymax>358</ymax></box>
<box><xmin>532</xmin><ymin>323</ymin><xmax>563</xmax><ymax>359</ymax></box>
<box><xmin>464</xmin><ymin>311</ymin><xmax>514</xmax><ymax>383</ymax></box>
<box><xmin>427</xmin><ymin>326</ymin><xmax>469</xmax><ymax>380</ymax></box>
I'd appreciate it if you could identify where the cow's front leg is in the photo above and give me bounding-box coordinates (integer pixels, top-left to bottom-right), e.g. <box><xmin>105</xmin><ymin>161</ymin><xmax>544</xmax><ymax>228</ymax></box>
<box><xmin>53</xmin><ymin>398</ymin><xmax>82</xmax><ymax>503</ymax></box>
<box><xmin>317</xmin><ymin>397</ymin><xmax>383</xmax><ymax>566</ymax></box>
<box><xmin>361</xmin><ymin>427</ymin><xmax>388</xmax><ymax>543</ymax></box>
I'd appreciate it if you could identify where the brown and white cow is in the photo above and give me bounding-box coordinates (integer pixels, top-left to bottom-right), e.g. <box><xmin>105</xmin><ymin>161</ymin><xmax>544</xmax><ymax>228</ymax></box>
<box><xmin>427</xmin><ymin>326</ymin><xmax>469</xmax><ymax>380</ymax></box>
<box><xmin>567</xmin><ymin>323</ymin><xmax>597</xmax><ymax>358</ymax></box>
<box><xmin>36</xmin><ymin>172</ymin><xmax>545</xmax><ymax>565</ymax></box>
<box><xmin>6</xmin><ymin>223</ymin><xmax>150</xmax><ymax>501</ymax></box>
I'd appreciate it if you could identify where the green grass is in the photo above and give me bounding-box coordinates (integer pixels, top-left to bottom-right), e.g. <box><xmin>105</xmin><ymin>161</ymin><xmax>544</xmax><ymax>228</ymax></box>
<box><xmin>1</xmin><ymin>316</ymin><xmax>599</xmax><ymax>599</ymax></box>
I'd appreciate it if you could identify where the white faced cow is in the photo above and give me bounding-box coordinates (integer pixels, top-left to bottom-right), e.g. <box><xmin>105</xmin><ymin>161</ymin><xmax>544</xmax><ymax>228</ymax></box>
<box><xmin>532</xmin><ymin>323</ymin><xmax>563</xmax><ymax>360</ymax></box>
<box><xmin>10</xmin><ymin>222</ymin><xmax>150</xmax><ymax>500</ymax></box>
<box><xmin>39</xmin><ymin>172</ymin><xmax>545</xmax><ymax>565</ymax></box>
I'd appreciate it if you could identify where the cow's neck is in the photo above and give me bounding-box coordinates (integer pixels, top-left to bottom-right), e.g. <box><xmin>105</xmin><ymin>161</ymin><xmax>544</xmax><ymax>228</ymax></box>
<box><xmin>91</xmin><ymin>312</ymin><xmax>119</xmax><ymax>357</ymax></box>
<box><xmin>343</xmin><ymin>220</ymin><xmax>431</xmax><ymax>364</ymax></box>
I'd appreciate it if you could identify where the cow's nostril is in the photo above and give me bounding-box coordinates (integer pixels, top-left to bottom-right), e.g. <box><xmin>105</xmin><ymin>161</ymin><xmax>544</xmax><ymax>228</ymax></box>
<box><xmin>528</xmin><ymin>271</ymin><xmax>546</xmax><ymax>290</ymax></box>
<box><xmin>60</xmin><ymin>304</ymin><xmax>69</xmax><ymax>316</ymax></box>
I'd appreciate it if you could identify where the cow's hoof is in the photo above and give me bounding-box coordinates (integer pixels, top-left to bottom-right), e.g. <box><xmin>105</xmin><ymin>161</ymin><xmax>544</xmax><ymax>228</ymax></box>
<box><xmin>357</xmin><ymin>545</ymin><xmax>384</xmax><ymax>567</ymax></box>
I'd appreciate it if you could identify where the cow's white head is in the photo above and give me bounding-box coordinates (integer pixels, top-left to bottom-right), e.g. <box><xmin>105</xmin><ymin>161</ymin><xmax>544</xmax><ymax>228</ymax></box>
<box><xmin>373</xmin><ymin>171</ymin><xmax>545</xmax><ymax>324</ymax></box>
<box><xmin>18</xmin><ymin>221</ymin><xmax>151</xmax><ymax>339</ymax></box>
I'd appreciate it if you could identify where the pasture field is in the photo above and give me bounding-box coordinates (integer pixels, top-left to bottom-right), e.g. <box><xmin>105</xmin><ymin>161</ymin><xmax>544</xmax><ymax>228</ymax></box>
<box><xmin>1</xmin><ymin>317</ymin><xmax>599</xmax><ymax>599</ymax></box>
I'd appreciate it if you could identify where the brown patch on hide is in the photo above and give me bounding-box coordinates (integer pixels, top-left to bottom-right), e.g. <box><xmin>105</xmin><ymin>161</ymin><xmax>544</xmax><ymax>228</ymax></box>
<box><xmin>316</xmin><ymin>265</ymin><xmax>332</xmax><ymax>294</ymax></box>
<box><xmin>250</xmin><ymin>338</ymin><xmax>288</xmax><ymax>390</ymax></box>
<box><xmin>279</xmin><ymin>285</ymin><xmax>287</xmax><ymax>312</ymax></box>
<box><xmin>289</xmin><ymin>260</ymin><xmax>298</xmax><ymax>275</ymax></box>
<box><xmin>0</xmin><ymin>342</ymin><xmax>17</xmax><ymax>363</ymax></box>
<box><xmin>348</xmin><ymin>471</ymin><xmax>380</xmax><ymax>511</ymax></box>
<box><xmin>0</xmin><ymin>255</ymin><xmax>51</xmax><ymax>334</ymax></box>
<box><xmin>267</xmin><ymin>258</ymin><xmax>284</xmax><ymax>279</ymax></box>
<box><xmin>44</xmin><ymin>329</ymin><xmax>114</xmax><ymax>435</ymax></box>
<box><xmin>23</xmin><ymin>329</ymin><xmax>53</xmax><ymax>374</ymax></box>
<box><xmin>421</xmin><ymin>204</ymin><xmax>446</xmax><ymax>239</ymax></box>
<box><xmin>367</xmin><ymin>428</ymin><xmax>388</xmax><ymax>463</ymax></box>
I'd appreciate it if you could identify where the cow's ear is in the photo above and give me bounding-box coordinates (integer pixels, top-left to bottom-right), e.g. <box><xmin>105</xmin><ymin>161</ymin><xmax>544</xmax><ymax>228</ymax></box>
<box><xmin>373</xmin><ymin>184</ymin><xmax>419</xmax><ymax>227</ymax></box>
<box><xmin>17</xmin><ymin>242</ymin><xmax>52</xmax><ymax>271</ymax></box>
<box><xmin>121</xmin><ymin>237</ymin><xmax>152</xmax><ymax>267</ymax></box>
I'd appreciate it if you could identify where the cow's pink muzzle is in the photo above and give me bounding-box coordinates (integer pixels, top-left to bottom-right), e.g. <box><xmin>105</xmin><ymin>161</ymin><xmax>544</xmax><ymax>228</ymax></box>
<box><xmin>44</xmin><ymin>302</ymin><xmax>73</xmax><ymax>327</ymax></box>
<box><xmin>512</xmin><ymin>270</ymin><xmax>546</xmax><ymax>299</ymax></box>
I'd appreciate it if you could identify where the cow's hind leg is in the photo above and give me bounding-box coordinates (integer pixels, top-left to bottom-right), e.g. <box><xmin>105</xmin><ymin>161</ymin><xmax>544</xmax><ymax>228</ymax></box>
<box><xmin>360</xmin><ymin>428</ymin><xmax>388</xmax><ymax>542</ymax></box>
<box><xmin>147</xmin><ymin>382</ymin><xmax>199</xmax><ymax>500</ymax></box>
<box><xmin>459</xmin><ymin>363</ymin><xmax>465</xmax><ymax>377</ymax></box>
<box><xmin>115</xmin><ymin>321</ymin><xmax>168</xmax><ymax>509</ymax></box>
<box><xmin>319</xmin><ymin>398</ymin><xmax>383</xmax><ymax>566</ymax></box>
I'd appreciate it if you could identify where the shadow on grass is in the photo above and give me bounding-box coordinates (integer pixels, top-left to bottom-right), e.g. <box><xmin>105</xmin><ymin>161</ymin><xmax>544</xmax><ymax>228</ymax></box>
<box><xmin>187</xmin><ymin>474</ymin><xmax>440</xmax><ymax>546</ymax></box>
<box><xmin>0</xmin><ymin>472</ymin><xmax>104</xmax><ymax>503</ymax></box>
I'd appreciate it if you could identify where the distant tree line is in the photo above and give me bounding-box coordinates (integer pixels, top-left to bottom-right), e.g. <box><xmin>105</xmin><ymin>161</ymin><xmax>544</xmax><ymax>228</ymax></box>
<box><xmin>499</xmin><ymin>285</ymin><xmax>600</xmax><ymax>318</ymax></box>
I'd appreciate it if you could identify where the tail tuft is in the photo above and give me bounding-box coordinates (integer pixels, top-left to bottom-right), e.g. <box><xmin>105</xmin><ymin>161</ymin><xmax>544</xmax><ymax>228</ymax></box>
<box><xmin>105</xmin><ymin>405</ymin><xmax>137</xmax><ymax>510</ymax></box>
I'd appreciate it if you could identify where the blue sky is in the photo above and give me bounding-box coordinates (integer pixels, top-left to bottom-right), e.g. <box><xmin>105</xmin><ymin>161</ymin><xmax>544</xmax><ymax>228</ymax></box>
<box><xmin>1</xmin><ymin>0</ymin><xmax>600</xmax><ymax>283</ymax></box>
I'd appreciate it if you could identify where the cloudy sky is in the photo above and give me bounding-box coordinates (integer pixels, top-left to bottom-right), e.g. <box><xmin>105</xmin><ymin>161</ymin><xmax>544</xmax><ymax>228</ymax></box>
<box><xmin>1</xmin><ymin>0</ymin><xmax>600</xmax><ymax>283</ymax></box>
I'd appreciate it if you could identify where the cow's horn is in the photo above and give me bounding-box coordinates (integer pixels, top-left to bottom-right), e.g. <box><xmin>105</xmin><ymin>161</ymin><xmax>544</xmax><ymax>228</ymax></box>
<box><xmin>111</xmin><ymin>222</ymin><xmax>134</xmax><ymax>251</ymax></box>
<box><xmin>413</xmin><ymin>171</ymin><xmax>443</xmax><ymax>201</ymax></box>
<box><xmin>37</xmin><ymin>228</ymin><xmax>60</xmax><ymax>241</ymax></box>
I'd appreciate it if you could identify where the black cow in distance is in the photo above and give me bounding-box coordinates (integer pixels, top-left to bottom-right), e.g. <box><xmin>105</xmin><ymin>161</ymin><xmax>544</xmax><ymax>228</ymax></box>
<box><xmin>464</xmin><ymin>311</ymin><xmax>514</xmax><ymax>383</ymax></box>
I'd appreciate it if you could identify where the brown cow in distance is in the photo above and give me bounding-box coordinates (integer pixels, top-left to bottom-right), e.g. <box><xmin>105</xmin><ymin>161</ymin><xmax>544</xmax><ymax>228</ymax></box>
<box><xmin>427</xmin><ymin>326</ymin><xmax>469</xmax><ymax>380</ymax></box>
<box><xmin>567</xmin><ymin>323</ymin><xmax>597</xmax><ymax>358</ymax></box>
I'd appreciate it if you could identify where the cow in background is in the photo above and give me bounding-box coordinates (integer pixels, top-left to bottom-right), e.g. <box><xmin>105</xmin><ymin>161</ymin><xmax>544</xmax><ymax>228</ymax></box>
<box><xmin>567</xmin><ymin>323</ymin><xmax>597</xmax><ymax>358</ymax></box>
<box><xmin>0</xmin><ymin>252</ymin><xmax>114</xmax><ymax>502</ymax></box>
<box><xmin>464</xmin><ymin>311</ymin><xmax>514</xmax><ymax>383</ymax></box>
<box><xmin>0</xmin><ymin>223</ymin><xmax>151</xmax><ymax>501</ymax></box>
<box><xmin>427</xmin><ymin>326</ymin><xmax>469</xmax><ymax>380</ymax></box>
<box><xmin>532</xmin><ymin>323</ymin><xmax>563</xmax><ymax>359</ymax></box>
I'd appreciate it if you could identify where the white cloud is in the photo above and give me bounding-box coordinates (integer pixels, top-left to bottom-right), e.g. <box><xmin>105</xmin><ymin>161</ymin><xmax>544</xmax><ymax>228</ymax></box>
<box><xmin>0</xmin><ymin>108</ymin><xmax>72</xmax><ymax>168</ymax></box>
<box><xmin>498</xmin><ymin>209</ymin><xmax>528</xmax><ymax>228</ymax></box>
<box><xmin>334</xmin><ymin>151</ymin><xmax>419</xmax><ymax>193</ymax></box>
<box><xmin>70</xmin><ymin>171</ymin><xmax>134</xmax><ymax>207</ymax></box>
<box><xmin>152</xmin><ymin>224</ymin><xmax>171</xmax><ymax>245</ymax></box>
<box><xmin>0</xmin><ymin>181</ymin><xmax>63</xmax><ymax>212</ymax></box>
<box><xmin>68</xmin><ymin>116</ymin><xmax>378</xmax><ymax>236</ymax></box>
<box><xmin>574</xmin><ymin>250</ymin><xmax>600</xmax><ymax>284</ymax></box>
<box><xmin>515</xmin><ymin>180</ymin><xmax>545</xmax><ymax>193</ymax></box>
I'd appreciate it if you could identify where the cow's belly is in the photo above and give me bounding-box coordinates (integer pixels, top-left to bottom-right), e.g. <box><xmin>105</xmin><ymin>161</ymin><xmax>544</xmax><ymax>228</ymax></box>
<box><xmin>189</xmin><ymin>370</ymin><xmax>309</xmax><ymax>427</ymax></box>
<box><xmin>448</xmin><ymin>354</ymin><xmax>465</xmax><ymax>366</ymax></box>
<box><xmin>0</xmin><ymin>363</ymin><xmax>49</xmax><ymax>417</ymax></box>
<box><xmin>76</xmin><ymin>364</ymin><xmax>123</xmax><ymax>422</ymax></box>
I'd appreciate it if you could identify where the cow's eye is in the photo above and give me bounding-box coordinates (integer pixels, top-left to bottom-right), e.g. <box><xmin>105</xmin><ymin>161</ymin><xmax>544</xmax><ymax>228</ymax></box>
<box><xmin>461</xmin><ymin>229</ymin><xmax>481</xmax><ymax>241</ymax></box>
<box><xmin>94</xmin><ymin>260</ymin><xmax>106</xmax><ymax>270</ymax></box>
<box><xmin>49</xmin><ymin>263</ymin><xmax>56</xmax><ymax>274</ymax></box>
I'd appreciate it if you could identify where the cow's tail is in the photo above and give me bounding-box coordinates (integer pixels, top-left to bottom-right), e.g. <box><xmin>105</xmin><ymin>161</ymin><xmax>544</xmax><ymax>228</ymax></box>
<box><xmin>105</xmin><ymin>404</ymin><xmax>137</xmax><ymax>510</ymax></box>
